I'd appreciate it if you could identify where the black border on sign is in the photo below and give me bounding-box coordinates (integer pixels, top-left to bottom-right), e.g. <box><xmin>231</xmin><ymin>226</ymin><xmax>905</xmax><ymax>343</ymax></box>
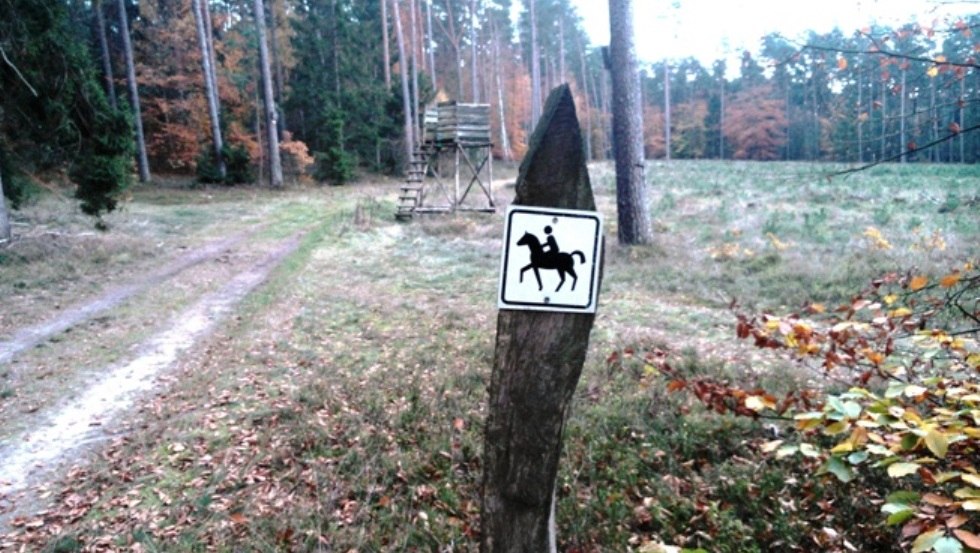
<box><xmin>500</xmin><ymin>207</ymin><xmax>601</xmax><ymax>311</ymax></box>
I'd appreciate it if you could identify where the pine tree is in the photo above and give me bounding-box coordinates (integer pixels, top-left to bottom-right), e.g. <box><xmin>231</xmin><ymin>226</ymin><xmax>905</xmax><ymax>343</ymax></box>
<box><xmin>608</xmin><ymin>0</ymin><xmax>651</xmax><ymax>245</ymax></box>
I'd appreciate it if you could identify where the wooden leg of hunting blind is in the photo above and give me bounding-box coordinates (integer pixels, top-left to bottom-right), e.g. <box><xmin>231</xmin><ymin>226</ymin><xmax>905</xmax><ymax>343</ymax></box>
<box><xmin>480</xmin><ymin>84</ymin><xmax>601</xmax><ymax>552</ymax></box>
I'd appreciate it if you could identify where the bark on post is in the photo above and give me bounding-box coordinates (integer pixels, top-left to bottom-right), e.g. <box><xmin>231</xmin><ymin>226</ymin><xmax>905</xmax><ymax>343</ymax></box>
<box><xmin>481</xmin><ymin>84</ymin><xmax>599</xmax><ymax>553</ymax></box>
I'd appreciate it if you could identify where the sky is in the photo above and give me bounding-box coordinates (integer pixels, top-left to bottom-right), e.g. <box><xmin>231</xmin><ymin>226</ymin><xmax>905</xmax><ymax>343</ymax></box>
<box><xmin>568</xmin><ymin>0</ymin><xmax>979</xmax><ymax>72</ymax></box>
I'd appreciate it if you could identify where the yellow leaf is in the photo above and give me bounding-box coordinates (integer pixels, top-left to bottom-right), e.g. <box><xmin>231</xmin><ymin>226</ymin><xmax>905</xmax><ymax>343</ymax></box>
<box><xmin>889</xmin><ymin>307</ymin><xmax>913</xmax><ymax>318</ymax></box>
<box><xmin>927</xmin><ymin>65</ymin><xmax>939</xmax><ymax>78</ymax></box>
<box><xmin>940</xmin><ymin>273</ymin><xmax>961</xmax><ymax>288</ymax></box>
<box><xmin>887</xmin><ymin>462</ymin><xmax>920</xmax><ymax>478</ymax></box>
<box><xmin>910</xmin><ymin>275</ymin><xmax>929</xmax><ymax>291</ymax></box>
<box><xmin>935</xmin><ymin>55</ymin><xmax>947</xmax><ymax>63</ymax></box>
<box><xmin>883</xmin><ymin>294</ymin><xmax>898</xmax><ymax>305</ymax></box>
<box><xmin>925</xmin><ymin>428</ymin><xmax>948</xmax><ymax>458</ymax></box>
<box><xmin>745</xmin><ymin>396</ymin><xmax>766</xmax><ymax>412</ymax></box>
<box><xmin>963</xmin><ymin>474</ymin><xmax>980</xmax><ymax>487</ymax></box>
<box><xmin>761</xmin><ymin>439</ymin><xmax>784</xmax><ymax>453</ymax></box>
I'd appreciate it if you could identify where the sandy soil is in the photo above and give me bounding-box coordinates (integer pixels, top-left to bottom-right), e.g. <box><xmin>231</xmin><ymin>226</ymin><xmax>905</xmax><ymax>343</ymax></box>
<box><xmin>0</xmin><ymin>232</ymin><xmax>303</xmax><ymax>531</ymax></box>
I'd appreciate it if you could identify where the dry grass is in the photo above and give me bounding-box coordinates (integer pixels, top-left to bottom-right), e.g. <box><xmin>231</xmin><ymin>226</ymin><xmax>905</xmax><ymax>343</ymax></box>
<box><xmin>1</xmin><ymin>161</ymin><xmax>977</xmax><ymax>551</ymax></box>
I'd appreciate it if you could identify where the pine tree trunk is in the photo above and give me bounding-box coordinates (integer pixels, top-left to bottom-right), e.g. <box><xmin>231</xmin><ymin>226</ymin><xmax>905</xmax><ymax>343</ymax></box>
<box><xmin>94</xmin><ymin>0</ymin><xmax>117</xmax><ymax>110</ymax></box>
<box><xmin>425</xmin><ymin>0</ymin><xmax>436</xmax><ymax>92</ymax></box>
<box><xmin>381</xmin><ymin>0</ymin><xmax>391</xmax><ymax>89</ymax></box>
<box><xmin>391</xmin><ymin>0</ymin><xmax>414</xmax><ymax>167</ymax></box>
<box><xmin>880</xmin><ymin>78</ymin><xmax>887</xmax><ymax>162</ymax></box>
<box><xmin>558</xmin><ymin>17</ymin><xmax>565</xmax><ymax>82</ymax></box>
<box><xmin>492</xmin><ymin>25</ymin><xmax>512</xmax><ymax>161</ymax></box>
<box><xmin>857</xmin><ymin>70</ymin><xmax>863</xmax><ymax>163</ymax></box>
<box><xmin>192</xmin><ymin>0</ymin><xmax>226</xmax><ymax>179</ymax></box>
<box><xmin>899</xmin><ymin>68</ymin><xmax>907</xmax><ymax>163</ymax></box>
<box><xmin>469</xmin><ymin>0</ymin><xmax>479</xmax><ymax>102</ymax></box>
<box><xmin>577</xmin><ymin>39</ymin><xmax>593</xmax><ymax>160</ymax></box>
<box><xmin>608</xmin><ymin>0</ymin><xmax>651</xmax><ymax>245</ymax></box>
<box><xmin>663</xmin><ymin>61</ymin><xmax>671</xmax><ymax>161</ymax></box>
<box><xmin>116</xmin><ymin>0</ymin><xmax>151</xmax><ymax>183</ymax></box>
<box><xmin>959</xmin><ymin>77</ymin><xmax>965</xmax><ymax>163</ymax></box>
<box><xmin>529</xmin><ymin>0</ymin><xmax>541</xmax><ymax>124</ymax></box>
<box><xmin>0</xmin><ymin>160</ymin><xmax>10</xmax><ymax>243</ymax></box>
<box><xmin>267</xmin><ymin>0</ymin><xmax>287</xmax><ymax>132</ymax></box>
<box><xmin>719</xmin><ymin>76</ymin><xmax>725</xmax><ymax>159</ymax></box>
<box><xmin>481</xmin><ymin>85</ymin><xmax>599</xmax><ymax>553</ymax></box>
<box><xmin>409</xmin><ymin>0</ymin><xmax>420</xmax><ymax>139</ymax></box>
<box><xmin>254</xmin><ymin>0</ymin><xmax>283</xmax><ymax>187</ymax></box>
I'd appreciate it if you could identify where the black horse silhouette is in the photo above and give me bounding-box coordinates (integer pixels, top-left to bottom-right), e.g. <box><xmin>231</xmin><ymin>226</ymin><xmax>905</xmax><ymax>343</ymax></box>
<box><xmin>517</xmin><ymin>232</ymin><xmax>586</xmax><ymax>292</ymax></box>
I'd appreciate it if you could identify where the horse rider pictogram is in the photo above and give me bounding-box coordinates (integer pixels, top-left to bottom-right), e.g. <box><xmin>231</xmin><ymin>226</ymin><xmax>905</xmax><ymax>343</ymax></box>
<box><xmin>517</xmin><ymin>228</ymin><xmax>586</xmax><ymax>292</ymax></box>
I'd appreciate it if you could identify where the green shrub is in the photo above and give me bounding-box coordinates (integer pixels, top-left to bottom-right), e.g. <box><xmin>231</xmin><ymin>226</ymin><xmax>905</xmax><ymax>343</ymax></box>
<box><xmin>313</xmin><ymin>148</ymin><xmax>354</xmax><ymax>186</ymax></box>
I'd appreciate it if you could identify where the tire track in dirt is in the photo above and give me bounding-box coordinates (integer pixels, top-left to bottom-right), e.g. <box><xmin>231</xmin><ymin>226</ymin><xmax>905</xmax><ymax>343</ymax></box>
<box><xmin>0</xmin><ymin>229</ymin><xmax>260</xmax><ymax>365</ymax></box>
<box><xmin>0</xmin><ymin>232</ymin><xmax>303</xmax><ymax>531</ymax></box>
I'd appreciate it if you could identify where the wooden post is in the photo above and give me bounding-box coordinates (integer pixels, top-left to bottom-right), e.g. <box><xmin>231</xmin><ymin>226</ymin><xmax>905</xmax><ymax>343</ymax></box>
<box><xmin>481</xmin><ymin>84</ymin><xmax>599</xmax><ymax>552</ymax></box>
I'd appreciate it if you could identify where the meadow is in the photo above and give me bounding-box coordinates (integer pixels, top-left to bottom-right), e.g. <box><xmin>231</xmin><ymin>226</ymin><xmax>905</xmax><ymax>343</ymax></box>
<box><xmin>0</xmin><ymin>160</ymin><xmax>977</xmax><ymax>551</ymax></box>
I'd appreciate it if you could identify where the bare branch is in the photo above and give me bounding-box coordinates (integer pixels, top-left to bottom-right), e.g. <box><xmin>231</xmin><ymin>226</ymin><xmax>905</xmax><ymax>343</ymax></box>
<box><xmin>827</xmin><ymin>123</ymin><xmax>980</xmax><ymax>178</ymax></box>
<box><xmin>801</xmin><ymin>42</ymin><xmax>980</xmax><ymax>70</ymax></box>
<box><xmin>0</xmin><ymin>44</ymin><xmax>38</xmax><ymax>97</ymax></box>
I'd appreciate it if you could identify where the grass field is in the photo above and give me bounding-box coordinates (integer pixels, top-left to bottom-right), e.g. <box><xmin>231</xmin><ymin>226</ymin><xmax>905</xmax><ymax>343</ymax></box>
<box><xmin>0</xmin><ymin>160</ymin><xmax>977</xmax><ymax>551</ymax></box>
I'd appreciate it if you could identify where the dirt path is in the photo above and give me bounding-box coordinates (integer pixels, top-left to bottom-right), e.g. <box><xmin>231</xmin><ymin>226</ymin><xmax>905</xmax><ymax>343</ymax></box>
<box><xmin>0</xmin><ymin>232</ymin><xmax>303</xmax><ymax>531</ymax></box>
<box><xmin>0</xmin><ymin>229</ymin><xmax>259</xmax><ymax>365</ymax></box>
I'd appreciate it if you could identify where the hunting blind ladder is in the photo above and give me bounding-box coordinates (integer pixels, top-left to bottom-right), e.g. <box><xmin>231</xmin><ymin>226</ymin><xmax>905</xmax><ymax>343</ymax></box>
<box><xmin>396</xmin><ymin>102</ymin><xmax>495</xmax><ymax>219</ymax></box>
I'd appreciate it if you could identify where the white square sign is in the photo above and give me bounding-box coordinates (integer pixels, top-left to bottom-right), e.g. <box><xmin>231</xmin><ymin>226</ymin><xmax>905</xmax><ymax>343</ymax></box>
<box><xmin>498</xmin><ymin>205</ymin><xmax>603</xmax><ymax>313</ymax></box>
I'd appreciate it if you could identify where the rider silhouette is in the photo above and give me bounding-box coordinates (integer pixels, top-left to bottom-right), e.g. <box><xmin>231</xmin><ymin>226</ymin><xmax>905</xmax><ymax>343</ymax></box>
<box><xmin>542</xmin><ymin>226</ymin><xmax>560</xmax><ymax>258</ymax></box>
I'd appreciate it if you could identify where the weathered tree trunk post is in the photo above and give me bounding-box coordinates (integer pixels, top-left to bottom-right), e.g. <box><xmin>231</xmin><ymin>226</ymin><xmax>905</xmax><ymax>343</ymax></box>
<box><xmin>481</xmin><ymin>84</ymin><xmax>600</xmax><ymax>553</ymax></box>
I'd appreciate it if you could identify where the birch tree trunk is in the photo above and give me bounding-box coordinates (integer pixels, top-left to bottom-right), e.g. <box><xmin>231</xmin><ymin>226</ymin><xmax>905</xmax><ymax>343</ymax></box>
<box><xmin>94</xmin><ymin>0</ymin><xmax>117</xmax><ymax>110</ymax></box>
<box><xmin>608</xmin><ymin>0</ymin><xmax>651</xmax><ymax>245</ymax></box>
<box><xmin>254</xmin><ymin>0</ymin><xmax>283</xmax><ymax>187</ymax></box>
<box><xmin>381</xmin><ymin>0</ymin><xmax>391</xmax><ymax>89</ymax></box>
<box><xmin>391</xmin><ymin>0</ymin><xmax>415</xmax><ymax>166</ymax></box>
<box><xmin>116</xmin><ymin>0</ymin><xmax>151</xmax><ymax>182</ymax></box>
<box><xmin>529</xmin><ymin>0</ymin><xmax>541</xmax><ymax>124</ymax></box>
<box><xmin>193</xmin><ymin>0</ymin><xmax>226</xmax><ymax>179</ymax></box>
<box><xmin>0</xmin><ymin>160</ymin><xmax>10</xmax><ymax>243</ymax></box>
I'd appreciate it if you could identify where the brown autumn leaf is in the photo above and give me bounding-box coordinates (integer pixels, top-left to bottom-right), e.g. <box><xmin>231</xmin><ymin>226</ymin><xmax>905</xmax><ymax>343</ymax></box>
<box><xmin>837</xmin><ymin>57</ymin><xmax>848</xmax><ymax>70</ymax></box>
<box><xmin>922</xmin><ymin>493</ymin><xmax>953</xmax><ymax>507</ymax></box>
<box><xmin>953</xmin><ymin>529</ymin><xmax>980</xmax><ymax>549</ymax></box>
<box><xmin>452</xmin><ymin>417</ymin><xmax>465</xmax><ymax>431</ymax></box>
<box><xmin>949</xmin><ymin>122</ymin><xmax>961</xmax><ymax>134</ymax></box>
<box><xmin>229</xmin><ymin>512</ymin><xmax>248</xmax><ymax>524</ymax></box>
<box><xmin>909</xmin><ymin>275</ymin><xmax>929</xmax><ymax>291</ymax></box>
<box><xmin>940</xmin><ymin>273</ymin><xmax>961</xmax><ymax>288</ymax></box>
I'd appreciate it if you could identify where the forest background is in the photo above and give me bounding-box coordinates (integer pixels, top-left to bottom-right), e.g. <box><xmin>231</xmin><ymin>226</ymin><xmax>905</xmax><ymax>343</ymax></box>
<box><xmin>1</xmin><ymin>0</ymin><xmax>978</xmax><ymax>216</ymax></box>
